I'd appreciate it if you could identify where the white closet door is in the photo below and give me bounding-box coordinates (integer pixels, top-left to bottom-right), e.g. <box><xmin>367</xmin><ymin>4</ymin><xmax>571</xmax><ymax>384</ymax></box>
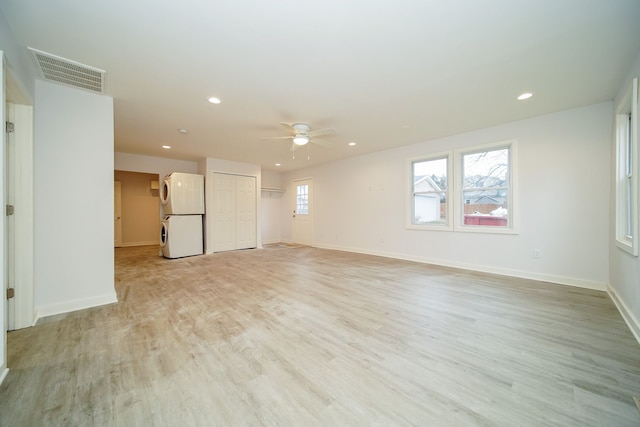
<box><xmin>236</xmin><ymin>176</ymin><xmax>256</xmax><ymax>249</ymax></box>
<box><xmin>212</xmin><ymin>173</ymin><xmax>236</xmax><ymax>252</ymax></box>
<box><xmin>211</xmin><ymin>173</ymin><xmax>257</xmax><ymax>252</ymax></box>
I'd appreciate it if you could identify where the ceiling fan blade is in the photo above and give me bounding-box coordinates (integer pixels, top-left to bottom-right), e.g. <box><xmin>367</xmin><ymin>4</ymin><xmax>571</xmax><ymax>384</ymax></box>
<box><xmin>312</xmin><ymin>139</ymin><xmax>334</xmax><ymax>148</ymax></box>
<box><xmin>308</xmin><ymin>128</ymin><xmax>336</xmax><ymax>138</ymax></box>
<box><xmin>260</xmin><ymin>136</ymin><xmax>293</xmax><ymax>140</ymax></box>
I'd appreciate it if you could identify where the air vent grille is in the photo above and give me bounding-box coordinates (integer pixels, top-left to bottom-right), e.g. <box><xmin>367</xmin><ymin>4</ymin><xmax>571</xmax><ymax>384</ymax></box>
<box><xmin>28</xmin><ymin>47</ymin><xmax>105</xmax><ymax>94</ymax></box>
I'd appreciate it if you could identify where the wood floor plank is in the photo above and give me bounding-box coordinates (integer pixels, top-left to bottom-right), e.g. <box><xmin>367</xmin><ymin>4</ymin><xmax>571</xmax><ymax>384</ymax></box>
<box><xmin>1</xmin><ymin>244</ymin><xmax>640</xmax><ymax>426</ymax></box>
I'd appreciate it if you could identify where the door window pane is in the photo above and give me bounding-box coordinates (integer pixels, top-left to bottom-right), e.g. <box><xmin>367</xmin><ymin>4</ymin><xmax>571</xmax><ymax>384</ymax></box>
<box><xmin>296</xmin><ymin>184</ymin><xmax>309</xmax><ymax>215</ymax></box>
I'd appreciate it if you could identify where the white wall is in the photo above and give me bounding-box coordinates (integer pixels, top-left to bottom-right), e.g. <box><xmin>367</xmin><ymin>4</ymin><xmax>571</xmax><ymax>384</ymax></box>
<box><xmin>282</xmin><ymin>102</ymin><xmax>612</xmax><ymax>290</ymax></box>
<box><xmin>261</xmin><ymin>170</ymin><xmax>284</xmax><ymax>244</ymax></box>
<box><xmin>0</xmin><ymin>13</ymin><xmax>34</xmax><ymax>102</ymax></box>
<box><xmin>115</xmin><ymin>152</ymin><xmax>198</xmax><ymax>179</ymax></box>
<box><xmin>34</xmin><ymin>80</ymin><xmax>116</xmax><ymax>318</ymax></box>
<box><xmin>609</xmin><ymin>50</ymin><xmax>640</xmax><ymax>343</ymax></box>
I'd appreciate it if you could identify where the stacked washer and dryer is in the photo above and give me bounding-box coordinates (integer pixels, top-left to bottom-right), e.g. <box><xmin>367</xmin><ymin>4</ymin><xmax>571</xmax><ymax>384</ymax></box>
<box><xmin>159</xmin><ymin>172</ymin><xmax>205</xmax><ymax>258</ymax></box>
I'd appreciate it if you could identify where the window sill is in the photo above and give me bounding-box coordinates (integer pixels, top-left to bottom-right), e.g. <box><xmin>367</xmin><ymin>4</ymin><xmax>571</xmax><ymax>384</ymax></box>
<box><xmin>616</xmin><ymin>238</ymin><xmax>638</xmax><ymax>256</ymax></box>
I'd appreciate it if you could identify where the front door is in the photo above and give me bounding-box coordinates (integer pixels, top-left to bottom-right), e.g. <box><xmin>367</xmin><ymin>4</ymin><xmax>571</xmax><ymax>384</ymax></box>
<box><xmin>292</xmin><ymin>178</ymin><xmax>313</xmax><ymax>246</ymax></box>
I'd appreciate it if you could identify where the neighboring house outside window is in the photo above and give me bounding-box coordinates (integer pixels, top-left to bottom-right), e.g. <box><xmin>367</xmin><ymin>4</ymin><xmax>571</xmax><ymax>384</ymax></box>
<box><xmin>459</xmin><ymin>145</ymin><xmax>512</xmax><ymax>230</ymax></box>
<box><xmin>409</xmin><ymin>154</ymin><xmax>451</xmax><ymax>230</ymax></box>
<box><xmin>410</xmin><ymin>155</ymin><xmax>449</xmax><ymax>228</ymax></box>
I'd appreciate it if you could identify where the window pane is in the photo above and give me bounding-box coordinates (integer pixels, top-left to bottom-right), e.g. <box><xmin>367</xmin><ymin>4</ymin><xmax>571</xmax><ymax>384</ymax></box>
<box><xmin>412</xmin><ymin>158</ymin><xmax>447</xmax><ymax>225</ymax></box>
<box><xmin>462</xmin><ymin>148</ymin><xmax>509</xmax><ymax>227</ymax></box>
<box><xmin>296</xmin><ymin>184</ymin><xmax>308</xmax><ymax>215</ymax></box>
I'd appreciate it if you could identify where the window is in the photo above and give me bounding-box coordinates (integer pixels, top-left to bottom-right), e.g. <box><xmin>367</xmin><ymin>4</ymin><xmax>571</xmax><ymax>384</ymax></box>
<box><xmin>296</xmin><ymin>184</ymin><xmax>309</xmax><ymax>215</ymax></box>
<box><xmin>615</xmin><ymin>77</ymin><xmax>638</xmax><ymax>256</ymax></box>
<box><xmin>407</xmin><ymin>140</ymin><xmax>517</xmax><ymax>234</ymax></box>
<box><xmin>410</xmin><ymin>155</ymin><xmax>449</xmax><ymax>228</ymax></box>
<box><xmin>459</xmin><ymin>145</ymin><xmax>512</xmax><ymax>230</ymax></box>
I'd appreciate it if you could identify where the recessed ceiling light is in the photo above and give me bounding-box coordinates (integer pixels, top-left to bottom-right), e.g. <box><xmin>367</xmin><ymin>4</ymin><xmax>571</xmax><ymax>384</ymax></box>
<box><xmin>162</xmin><ymin>145</ymin><xmax>171</xmax><ymax>149</ymax></box>
<box><xmin>178</xmin><ymin>128</ymin><xmax>188</xmax><ymax>134</ymax></box>
<box><xmin>348</xmin><ymin>142</ymin><xmax>357</xmax><ymax>146</ymax></box>
<box><xmin>275</xmin><ymin>163</ymin><xmax>281</xmax><ymax>167</ymax></box>
<box><xmin>401</xmin><ymin>125</ymin><xmax>410</xmax><ymax>129</ymax></box>
<box><xmin>208</xmin><ymin>97</ymin><xmax>221</xmax><ymax>104</ymax></box>
<box><xmin>517</xmin><ymin>92</ymin><xmax>533</xmax><ymax>101</ymax></box>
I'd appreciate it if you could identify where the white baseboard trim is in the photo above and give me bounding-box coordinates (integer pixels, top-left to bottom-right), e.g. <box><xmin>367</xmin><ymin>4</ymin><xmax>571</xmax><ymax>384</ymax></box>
<box><xmin>262</xmin><ymin>239</ymin><xmax>282</xmax><ymax>246</ymax></box>
<box><xmin>608</xmin><ymin>285</ymin><xmax>640</xmax><ymax>346</ymax></box>
<box><xmin>34</xmin><ymin>292</ymin><xmax>118</xmax><ymax>323</ymax></box>
<box><xmin>0</xmin><ymin>367</ymin><xmax>8</xmax><ymax>387</ymax></box>
<box><xmin>119</xmin><ymin>241</ymin><xmax>158</xmax><ymax>247</ymax></box>
<box><xmin>313</xmin><ymin>243</ymin><xmax>608</xmax><ymax>291</ymax></box>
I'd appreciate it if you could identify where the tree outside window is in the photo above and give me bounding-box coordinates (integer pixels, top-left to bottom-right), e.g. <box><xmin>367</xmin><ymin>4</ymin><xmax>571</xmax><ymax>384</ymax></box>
<box><xmin>461</xmin><ymin>147</ymin><xmax>510</xmax><ymax>227</ymax></box>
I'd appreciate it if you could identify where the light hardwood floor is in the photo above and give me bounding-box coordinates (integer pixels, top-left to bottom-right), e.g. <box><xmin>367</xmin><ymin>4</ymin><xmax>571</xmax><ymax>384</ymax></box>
<box><xmin>1</xmin><ymin>244</ymin><xmax>640</xmax><ymax>426</ymax></box>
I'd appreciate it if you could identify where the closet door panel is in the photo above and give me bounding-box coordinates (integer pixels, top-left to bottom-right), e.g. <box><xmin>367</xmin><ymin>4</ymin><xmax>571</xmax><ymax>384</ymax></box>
<box><xmin>236</xmin><ymin>176</ymin><xmax>256</xmax><ymax>249</ymax></box>
<box><xmin>212</xmin><ymin>173</ymin><xmax>236</xmax><ymax>252</ymax></box>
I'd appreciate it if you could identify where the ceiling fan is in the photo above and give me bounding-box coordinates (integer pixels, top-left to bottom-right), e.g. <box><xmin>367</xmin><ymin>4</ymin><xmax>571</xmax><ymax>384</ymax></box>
<box><xmin>261</xmin><ymin>123</ymin><xmax>336</xmax><ymax>148</ymax></box>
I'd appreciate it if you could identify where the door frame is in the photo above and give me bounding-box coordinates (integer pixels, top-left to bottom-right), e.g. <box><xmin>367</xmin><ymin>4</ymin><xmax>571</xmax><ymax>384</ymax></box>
<box><xmin>4</xmin><ymin>68</ymin><xmax>35</xmax><ymax>331</ymax></box>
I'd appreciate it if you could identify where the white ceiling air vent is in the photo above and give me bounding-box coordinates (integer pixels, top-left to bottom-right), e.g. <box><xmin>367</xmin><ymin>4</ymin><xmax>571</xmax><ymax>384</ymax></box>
<box><xmin>28</xmin><ymin>47</ymin><xmax>105</xmax><ymax>94</ymax></box>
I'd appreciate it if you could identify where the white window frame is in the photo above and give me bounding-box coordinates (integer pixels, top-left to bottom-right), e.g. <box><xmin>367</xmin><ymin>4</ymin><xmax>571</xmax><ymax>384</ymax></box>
<box><xmin>406</xmin><ymin>152</ymin><xmax>452</xmax><ymax>231</ymax></box>
<box><xmin>615</xmin><ymin>77</ymin><xmax>639</xmax><ymax>256</ymax></box>
<box><xmin>406</xmin><ymin>140</ymin><xmax>518</xmax><ymax>234</ymax></box>
<box><xmin>454</xmin><ymin>139</ymin><xmax>518</xmax><ymax>234</ymax></box>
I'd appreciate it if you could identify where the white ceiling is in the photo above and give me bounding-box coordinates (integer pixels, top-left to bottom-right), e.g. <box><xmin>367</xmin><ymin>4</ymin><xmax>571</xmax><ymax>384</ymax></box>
<box><xmin>2</xmin><ymin>1</ymin><xmax>640</xmax><ymax>172</ymax></box>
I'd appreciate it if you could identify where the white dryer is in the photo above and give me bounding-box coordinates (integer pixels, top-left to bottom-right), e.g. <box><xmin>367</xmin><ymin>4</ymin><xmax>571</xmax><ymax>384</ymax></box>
<box><xmin>160</xmin><ymin>172</ymin><xmax>205</xmax><ymax>215</ymax></box>
<box><xmin>160</xmin><ymin>215</ymin><xmax>203</xmax><ymax>258</ymax></box>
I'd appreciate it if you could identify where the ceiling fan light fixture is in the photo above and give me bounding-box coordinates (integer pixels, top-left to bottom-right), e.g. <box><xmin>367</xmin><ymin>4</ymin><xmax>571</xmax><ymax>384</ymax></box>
<box><xmin>293</xmin><ymin>136</ymin><xmax>309</xmax><ymax>145</ymax></box>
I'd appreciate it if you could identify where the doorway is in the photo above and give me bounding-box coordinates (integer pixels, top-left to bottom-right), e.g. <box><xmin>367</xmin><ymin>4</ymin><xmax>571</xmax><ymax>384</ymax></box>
<box><xmin>291</xmin><ymin>178</ymin><xmax>313</xmax><ymax>246</ymax></box>
<box><xmin>113</xmin><ymin>171</ymin><xmax>161</xmax><ymax>247</ymax></box>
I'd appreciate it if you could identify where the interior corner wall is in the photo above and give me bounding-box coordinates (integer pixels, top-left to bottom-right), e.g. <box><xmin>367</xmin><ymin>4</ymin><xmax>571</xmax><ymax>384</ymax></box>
<box><xmin>34</xmin><ymin>80</ymin><xmax>116</xmax><ymax>318</ymax></box>
<box><xmin>0</xmin><ymin>11</ymin><xmax>35</xmax><ymax>102</ymax></box>
<box><xmin>261</xmin><ymin>170</ymin><xmax>284</xmax><ymax>244</ymax></box>
<box><xmin>282</xmin><ymin>102</ymin><xmax>612</xmax><ymax>290</ymax></box>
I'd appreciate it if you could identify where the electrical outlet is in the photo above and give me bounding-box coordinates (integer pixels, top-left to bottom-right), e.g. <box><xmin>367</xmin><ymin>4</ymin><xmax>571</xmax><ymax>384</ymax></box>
<box><xmin>533</xmin><ymin>249</ymin><xmax>542</xmax><ymax>259</ymax></box>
